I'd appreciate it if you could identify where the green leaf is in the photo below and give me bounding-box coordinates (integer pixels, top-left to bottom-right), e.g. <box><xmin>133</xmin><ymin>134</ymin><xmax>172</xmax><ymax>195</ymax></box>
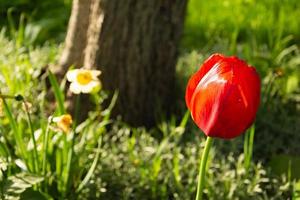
<box><xmin>47</xmin><ymin>70</ymin><xmax>66</xmax><ymax>115</ymax></box>
<box><xmin>269</xmin><ymin>154</ymin><xmax>300</xmax><ymax>179</ymax></box>
<box><xmin>2</xmin><ymin>99</ymin><xmax>28</xmax><ymax>163</ymax></box>
<box><xmin>286</xmin><ymin>74</ymin><xmax>298</xmax><ymax>94</ymax></box>
<box><xmin>20</xmin><ymin>188</ymin><xmax>50</xmax><ymax>200</ymax></box>
<box><xmin>3</xmin><ymin>172</ymin><xmax>44</xmax><ymax>200</ymax></box>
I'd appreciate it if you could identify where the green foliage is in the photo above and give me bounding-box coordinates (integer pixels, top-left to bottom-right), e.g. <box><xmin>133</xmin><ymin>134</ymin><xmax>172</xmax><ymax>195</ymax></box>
<box><xmin>1</xmin><ymin>172</ymin><xmax>44</xmax><ymax>200</ymax></box>
<box><xmin>0</xmin><ymin>28</ymin><xmax>59</xmax><ymax>95</ymax></box>
<box><xmin>269</xmin><ymin>155</ymin><xmax>300</xmax><ymax>180</ymax></box>
<box><xmin>77</xmin><ymin>122</ymin><xmax>292</xmax><ymax>200</ymax></box>
<box><xmin>294</xmin><ymin>180</ymin><xmax>300</xmax><ymax>199</ymax></box>
<box><xmin>206</xmin><ymin>154</ymin><xmax>292</xmax><ymax>199</ymax></box>
<box><xmin>0</xmin><ymin>0</ymin><xmax>71</xmax><ymax>44</ymax></box>
<box><xmin>0</xmin><ymin>34</ymin><xmax>113</xmax><ymax>198</ymax></box>
<box><xmin>183</xmin><ymin>0</ymin><xmax>300</xmax><ymax>50</ymax></box>
<box><xmin>47</xmin><ymin>70</ymin><xmax>66</xmax><ymax>115</ymax></box>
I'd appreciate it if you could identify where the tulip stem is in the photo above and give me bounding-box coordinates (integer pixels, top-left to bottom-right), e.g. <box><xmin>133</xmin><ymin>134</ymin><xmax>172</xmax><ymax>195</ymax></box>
<box><xmin>195</xmin><ymin>136</ymin><xmax>213</xmax><ymax>200</ymax></box>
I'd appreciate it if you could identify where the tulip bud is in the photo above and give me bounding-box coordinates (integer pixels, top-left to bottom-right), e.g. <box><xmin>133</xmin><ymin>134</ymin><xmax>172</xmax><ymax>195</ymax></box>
<box><xmin>185</xmin><ymin>53</ymin><xmax>260</xmax><ymax>139</ymax></box>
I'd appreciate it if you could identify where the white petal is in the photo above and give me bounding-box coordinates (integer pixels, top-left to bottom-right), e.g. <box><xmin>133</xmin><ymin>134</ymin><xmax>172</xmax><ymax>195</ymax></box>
<box><xmin>66</xmin><ymin>69</ymin><xmax>78</xmax><ymax>82</ymax></box>
<box><xmin>52</xmin><ymin>116</ymin><xmax>62</xmax><ymax>122</ymax></box>
<box><xmin>69</xmin><ymin>82</ymin><xmax>82</xmax><ymax>94</ymax></box>
<box><xmin>89</xmin><ymin>80</ymin><xmax>100</xmax><ymax>88</ymax></box>
<box><xmin>91</xmin><ymin>70</ymin><xmax>101</xmax><ymax>79</ymax></box>
<box><xmin>80</xmin><ymin>81</ymin><xmax>100</xmax><ymax>93</ymax></box>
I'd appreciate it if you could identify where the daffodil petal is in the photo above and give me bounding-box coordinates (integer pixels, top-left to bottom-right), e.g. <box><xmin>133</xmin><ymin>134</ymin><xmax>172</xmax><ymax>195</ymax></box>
<box><xmin>52</xmin><ymin>116</ymin><xmax>61</xmax><ymax>122</ymax></box>
<box><xmin>91</xmin><ymin>70</ymin><xmax>101</xmax><ymax>79</ymax></box>
<box><xmin>70</xmin><ymin>82</ymin><xmax>82</xmax><ymax>94</ymax></box>
<box><xmin>80</xmin><ymin>81</ymin><xmax>100</xmax><ymax>93</ymax></box>
<box><xmin>66</xmin><ymin>69</ymin><xmax>78</xmax><ymax>82</ymax></box>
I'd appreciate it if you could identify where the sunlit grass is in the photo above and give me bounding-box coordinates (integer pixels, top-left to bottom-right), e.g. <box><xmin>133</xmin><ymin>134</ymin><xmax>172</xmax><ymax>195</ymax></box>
<box><xmin>183</xmin><ymin>0</ymin><xmax>300</xmax><ymax>50</ymax></box>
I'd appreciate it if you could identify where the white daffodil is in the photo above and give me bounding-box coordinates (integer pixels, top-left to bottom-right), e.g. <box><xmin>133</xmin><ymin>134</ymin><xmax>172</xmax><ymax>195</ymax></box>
<box><xmin>52</xmin><ymin>114</ymin><xmax>73</xmax><ymax>133</ymax></box>
<box><xmin>66</xmin><ymin>69</ymin><xmax>101</xmax><ymax>94</ymax></box>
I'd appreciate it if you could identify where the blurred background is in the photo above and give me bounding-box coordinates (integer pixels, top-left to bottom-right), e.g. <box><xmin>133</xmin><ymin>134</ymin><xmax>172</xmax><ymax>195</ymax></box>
<box><xmin>0</xmin><ymin>0</ymin><xmax>299</xmax><ymax>199</ymax></box>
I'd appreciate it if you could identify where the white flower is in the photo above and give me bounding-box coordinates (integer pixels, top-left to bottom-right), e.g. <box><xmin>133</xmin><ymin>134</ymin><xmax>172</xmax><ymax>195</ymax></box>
<box><xmin>66</xmin><ymin>69</ymin><xmax>101</xmax><ymax>94</ymax></box>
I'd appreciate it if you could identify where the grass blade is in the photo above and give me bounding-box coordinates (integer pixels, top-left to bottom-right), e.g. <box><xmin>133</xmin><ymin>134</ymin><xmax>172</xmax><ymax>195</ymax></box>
<box><xmin>47</xmin><ymin>70</ymin><xmax>66</xmax><ymax>115</ymax></box>
<box><xmin>76</xmin><ymin>136</ymin><xmax>102</xmax><ymax>193</ymax></box>
<box><xmin>2</xmin><ymin>98</ymin><xmax>29</xmax><ymax>170</ymax></box>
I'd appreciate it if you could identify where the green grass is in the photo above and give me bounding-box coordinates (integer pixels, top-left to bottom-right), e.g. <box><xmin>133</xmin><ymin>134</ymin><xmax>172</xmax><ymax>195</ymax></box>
<box><xmin>183</xmin><ymin>0</ymin><xmax>300</xmax><ymax>50</ymax></box>
<box><xmin>0</xmin><ymin>0</ymin><xmax>71</xmax><ymax>44</ymax></box>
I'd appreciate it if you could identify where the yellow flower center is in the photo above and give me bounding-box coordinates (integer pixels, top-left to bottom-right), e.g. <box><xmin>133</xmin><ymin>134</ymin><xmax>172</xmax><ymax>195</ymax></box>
<box><xmin>76</xmin><ymin>71</ymin><xmax>93</xmax><ymax>85</ymax></box>
<box><xmin>61</xmin><ymin>114</ymin><xmax>72</xmax><ymax>125</ymax></box>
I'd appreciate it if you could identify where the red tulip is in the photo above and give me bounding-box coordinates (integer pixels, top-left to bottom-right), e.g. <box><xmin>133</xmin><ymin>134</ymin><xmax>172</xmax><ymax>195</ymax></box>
<box><xmin>185</xmin><ymin>53</ymin><xmax>260</xmax><ymax>139</ymax></box>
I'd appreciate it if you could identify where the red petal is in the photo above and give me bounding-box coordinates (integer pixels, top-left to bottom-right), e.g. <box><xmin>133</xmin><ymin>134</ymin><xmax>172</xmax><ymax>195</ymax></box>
<box><xmin>185</xmin><ymin>53</ymin><xmax>224</xmax><ymax>109</ymax></box>
<box><xmin>207</xmin><ymin>83</ymin><xmax>256</xmax><ymax>139</ymax></box>
<box><xmin>188</xmin><ymin>56</ymin><xmax>261</xmax><ymax>139</ymax></box>
<box><xmin>189</xmin><ymin>60</ymin><xmax>233</xmax><ymax>138</ymax></box>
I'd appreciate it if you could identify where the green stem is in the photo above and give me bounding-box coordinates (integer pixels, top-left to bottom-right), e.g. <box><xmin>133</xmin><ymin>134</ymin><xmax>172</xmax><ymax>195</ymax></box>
<box><xmin>23</xmin><ymin>100</ymin><xmax>40</xmax><ymax>173</ymax></box>
<box><xmin>2</xmin><ymin>98</ymin><xmax>29</xmax><ymax>170</ymax></box>
<box><xmin>76</xmin><ymin>136</ymin><xmax>102</xmax><ymax>193</ymax></box>
<box><xmin>243</xmin><ymin>130</ymin><xmax>249</xmax><ymax>161</ymax></box>
<box><xmin>244</xmin><ymin>124</ymin><xmax>255</xmax><ymax>172</ymax></box>
<box><xmin>63</xmin><ymin>94</ymin><xmax>81</xmax><ymax>197</ymax></box>
<box><xmin>42</xmin><ymin>117</ymin><xmax>51</xmax><ymax>191</ymax></box>
<box><xmin>0</xmin><ymin>94</ymin><xmax>16</xmax><ymax>99</ymax></box>
<box><xmin>195</xmin><ymin>136</ymin><xmax>213</xmax><ymax>200</ymax></box>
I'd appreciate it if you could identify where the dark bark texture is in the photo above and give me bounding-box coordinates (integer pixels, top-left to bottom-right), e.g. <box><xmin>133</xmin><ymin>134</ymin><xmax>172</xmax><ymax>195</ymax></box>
<box><xmin>96</xmin><ymin>0</ymin><xmax>187</xmax><ymax>126</ymax></box>
<box><xmin>84</xmin><ymin>0</ymin><xmax>104</xmax><ymax>69</ymax></box>
<box><xmin>58</xmin><ymin>0</ymin><xmax>187</xmax><ymax>126</ymax></box>
<box><xmin>57</xmin><ymin>0</ymin><xmax>92</xmax><ymax>75</ymax></box>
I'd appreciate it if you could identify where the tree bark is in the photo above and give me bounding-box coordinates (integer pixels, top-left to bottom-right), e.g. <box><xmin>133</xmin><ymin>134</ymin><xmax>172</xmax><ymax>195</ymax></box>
<box><xmin>57</xmin><ymin>0</ymin><xmax>92</xmax><ymax>76</ymax></box>
<box><xmin>84</xmin><ymin>0</ymin><xmax>104</xmax><ymax>69</ymax></box>
<box><xmin>58</xmin><ymin>0</ymin><xmax>187</xmax><ymax>126</ymax></box>
<box><xmin>96</xmin><ymin>0</ymin><xmax>187</xmax><ymax>126</ymax></box>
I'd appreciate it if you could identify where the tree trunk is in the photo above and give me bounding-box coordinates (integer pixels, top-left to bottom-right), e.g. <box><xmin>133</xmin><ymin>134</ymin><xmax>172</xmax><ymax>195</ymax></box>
<box><xmin>84</xmin><ymin>0</ymin><xmax>104</xmax><ymax>69</ymax></box>
<box><xmin>58</xmin><ymin>0</ymin><xmax>187</xmax><ymax>126</ymax></box>
<box><xmin>56</xmin><ymin>0</ymin><xmax>92</xmax><ymax>76</ymax></box>
<box><xmin>96</xmin><ymin>0</ymin><xmax>187</xmax><ymax>126</ymax></box>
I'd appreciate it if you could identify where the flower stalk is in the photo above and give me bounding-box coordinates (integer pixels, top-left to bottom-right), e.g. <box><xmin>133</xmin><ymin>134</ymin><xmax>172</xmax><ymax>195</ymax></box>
<box><xmin>243</xmin><ymin>124</ymin><xmax>255</xmax><ymax>172</ymax></box>
<box><xmin>42</xmin><ymin>117</ymin><xmax>52</xmax><ymax>190</ymax></box>
<box><xmin>64</xmin><ymin>94</ymin><xmax>81</xmax><ymax>196</ymax></box>
<box><xmin>23</xmin><ymin>99</ymin><xmax>40</xmax><ymax>173</ymax></box>
<box><xmin>195</xmin><ymin>136</ymin><xmax>213</xmax><ymax>200</ymax></box>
